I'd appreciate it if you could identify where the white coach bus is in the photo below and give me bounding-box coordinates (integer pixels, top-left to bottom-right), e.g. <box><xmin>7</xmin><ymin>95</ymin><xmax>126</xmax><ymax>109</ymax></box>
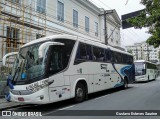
<box><xmin>3</xmin><ymin>35</ymin><xmax>135</xmax><ymax>104</ymax></box>
<box><xmin>135</xmin><ymin>60</ymin><xmax>157</xmax><ymax>82</ymax></box>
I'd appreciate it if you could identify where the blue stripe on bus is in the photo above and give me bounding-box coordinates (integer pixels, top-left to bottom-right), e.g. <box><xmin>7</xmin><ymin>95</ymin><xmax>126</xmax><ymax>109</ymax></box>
<box><xmin>120</xmin><ymin>65</ymin><xmax>132</xmax><ymax>76</ymax></box>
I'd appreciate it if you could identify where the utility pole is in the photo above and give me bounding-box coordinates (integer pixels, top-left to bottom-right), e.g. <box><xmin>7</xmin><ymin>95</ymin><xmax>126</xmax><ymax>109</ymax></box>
<box><xmin>99</xmin><ymin>10</ymin><xmax>114</xmax><ymax>45</ymax></box>
<box><xmin>141</xmin><ymin>46</ymin><xmax>143</xmax><ymax>60</ymax></box>
<box><xmin>104</xmin><ymin>11</ymin><xmax>107</xmax><ymax>45</ymax></box>
<box><xmin>136</xmin><ymin>46</ymin><xmax>138</xmax><ymax>60</ymax></box>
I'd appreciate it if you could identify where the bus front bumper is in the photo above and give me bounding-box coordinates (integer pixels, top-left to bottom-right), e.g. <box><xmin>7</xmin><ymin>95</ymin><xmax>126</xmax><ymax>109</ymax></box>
<box><xmin>10</xmin><ymin>88</ymin><xmax>50</xmax><ymax>104</ymax></box>
<box><xmin>135</xmin><ymin>76</ymin><xmax>147</xmax><ymax>82</ymax></box>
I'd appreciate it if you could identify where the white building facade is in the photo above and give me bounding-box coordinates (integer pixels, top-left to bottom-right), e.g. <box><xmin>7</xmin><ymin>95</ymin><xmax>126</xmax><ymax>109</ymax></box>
<box><xmin>0</xmin><ymin>0</ymin><xmax>121</xmax><ymax>61</ymax></box>
<box><xmin>126</xmin><ymin>42</ymin><xmax>160</xmax><ymax>63</ymax></box>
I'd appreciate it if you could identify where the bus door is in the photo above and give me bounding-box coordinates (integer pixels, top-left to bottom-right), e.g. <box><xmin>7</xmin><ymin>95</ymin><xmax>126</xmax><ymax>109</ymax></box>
<box><xmin>47</xmin><ymin>45</ymin><xmax>65</xmax><ymax>102</ymax></box>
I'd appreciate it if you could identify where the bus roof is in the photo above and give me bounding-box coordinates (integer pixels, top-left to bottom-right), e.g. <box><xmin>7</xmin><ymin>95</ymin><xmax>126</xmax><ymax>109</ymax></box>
<box><xmin>22</xmin><ymin>34</ymin><xmax>132</xmax><ymax>56</ymax></box>
<box><xmin>134</xmin><ymin>60</ymin><xmax>156</xmax><ymax>65</ymax></box>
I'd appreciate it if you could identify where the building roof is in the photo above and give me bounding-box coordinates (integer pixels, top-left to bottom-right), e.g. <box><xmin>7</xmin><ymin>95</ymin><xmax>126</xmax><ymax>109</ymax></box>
<box><xmin>77</xmin><ymin>0</ymin><xmax>121</xmax><ymax>26</ymax></box>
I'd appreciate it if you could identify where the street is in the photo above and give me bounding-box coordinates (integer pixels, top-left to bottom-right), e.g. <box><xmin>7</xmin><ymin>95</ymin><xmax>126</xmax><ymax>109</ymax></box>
<box><xmin>1</xmin><ymin>77</ymin><xmax>160</xmax><ymax>119</ymax></box>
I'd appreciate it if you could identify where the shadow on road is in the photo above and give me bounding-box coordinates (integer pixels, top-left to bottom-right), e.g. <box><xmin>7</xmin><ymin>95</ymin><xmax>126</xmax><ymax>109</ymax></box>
<box><xmin>134</xmin><ymin>79</ymin><xmax>157</xmax><ymax>84</ymax></box>
<box><xmin>7</xmin><ymin>86</ymin><xmax>133</xmax><ymax>113</ymax></box>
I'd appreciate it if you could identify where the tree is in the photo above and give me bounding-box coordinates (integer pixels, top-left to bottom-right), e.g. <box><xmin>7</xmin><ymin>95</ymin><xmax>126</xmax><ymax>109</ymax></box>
<box><xmin>127</xmin><ymin>50</ymin><xmax>132</xmax><ymax>54</ymax></box>
<box><xmin>158</xmin><ymin>51</ymin><xmax>160</xmax><ymax>61</ymax></box>
<box><xmin>128</xmin><ymin>0</ymin><xmax>160</xmax><ymax>48</ymax></box>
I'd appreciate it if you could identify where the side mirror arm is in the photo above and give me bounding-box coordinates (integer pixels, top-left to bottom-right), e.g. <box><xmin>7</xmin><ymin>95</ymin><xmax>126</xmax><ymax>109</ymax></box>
<box><xmin>2</xmin><ymin>52</ymin><xmax>18</xmax><ymax>66</ymax></box>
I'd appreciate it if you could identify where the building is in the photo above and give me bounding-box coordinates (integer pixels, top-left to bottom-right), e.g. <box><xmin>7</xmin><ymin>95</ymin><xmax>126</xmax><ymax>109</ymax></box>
<box><xmin>0</xmin><ymin>0</ymin><xmax>121</xmax><ymax>63</ymax></box>
<box><xmin>126</xmin><ymin>41</ymin><xmax>160</xmax><ymax>63</ymax></box>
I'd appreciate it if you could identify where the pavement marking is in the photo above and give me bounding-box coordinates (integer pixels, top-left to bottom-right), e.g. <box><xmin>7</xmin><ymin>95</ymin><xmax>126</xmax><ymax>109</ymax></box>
<box><xmin>43</xmin><ymin>109</ymin><xmax>59</xmax><ymax>116</ymax></box>
<box><xmin>94</xmin><ymin>94</ymin><xmax>109</xmax><ymax>100</ymax></box>
<box><xmin>58</xmin><ymin>105</ymin><xmax>75</xmax><ymax>110</ymax></box>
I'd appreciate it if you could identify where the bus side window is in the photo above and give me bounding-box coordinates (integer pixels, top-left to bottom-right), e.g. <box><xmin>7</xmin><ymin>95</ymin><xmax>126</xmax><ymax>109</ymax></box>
<box><xmin>86</xmin><ymin>44</ymin><xmax>93</xmax><ymax>60</ymax></box>
<box><xmin>113</xmin><ymin>52</ymin><xmax>118</xmax><ymax>63</ymax></box>
<box><xmin>105</xmin><ymin>49</ymin><xmax>111</xmax><ymax>62</ymax></box>
<box><xmin>121</xmin><ymin>54</ymin><xmax>125</xmax><ymax>64</ymax></box>
<box><xmin>93</xmin><ymin>47</ymin><xmax>105</xmax><ymax>62</ymax></box>
<box><xmin>76</xmin><ymin>43</ymin><xmax>87</xmax><ymax>60</ymax></box>
<box><xmin>126</xmin><ymin>55</ymin><xmax>133</xmax><ymax>64</ymax></box>
<box><xmin>110</xmin><ymin>51</ymin><xmax>115</xmax><ymax>63</ymax></box>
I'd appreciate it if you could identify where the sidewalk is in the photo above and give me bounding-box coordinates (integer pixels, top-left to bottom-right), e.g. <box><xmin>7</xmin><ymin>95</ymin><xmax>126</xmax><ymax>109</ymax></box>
<box><xmin>0</xmin><ymin>97</ymin><xmax>22</xmax><ymax>111</ymax></box>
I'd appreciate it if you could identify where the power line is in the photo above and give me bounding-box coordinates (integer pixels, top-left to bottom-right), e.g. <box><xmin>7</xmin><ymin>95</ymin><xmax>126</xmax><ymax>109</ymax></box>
<box><xmin>98</xmin><ymin>0</ymin><xmax>112</xmax><ymax>10</ymax></box>
<box><xmin>129</xmin><ymin>28</ymin><xmax>145</xmax><ymax>40</ymax></box>
<box><xmin>125</xmin><ymin>30</ymin><xmax>142</xmax><ymax>43</ymax></box>
<box><xmin>125</xmin><ymin>0</ymin><xmax>129</xmax><ymax>5</ymax></box>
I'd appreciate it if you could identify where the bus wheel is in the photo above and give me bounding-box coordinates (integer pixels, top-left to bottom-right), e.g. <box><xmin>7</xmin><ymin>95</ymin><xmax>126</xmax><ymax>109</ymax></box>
<box><xmin>123</xmin><ymin>77</ymin><xmax>128</xmax><ymax>89</ymax></box>
<box><xmin>74</xmin><ymin>83</ymin><xmax>85</xmax><ymax>102</ymax></box>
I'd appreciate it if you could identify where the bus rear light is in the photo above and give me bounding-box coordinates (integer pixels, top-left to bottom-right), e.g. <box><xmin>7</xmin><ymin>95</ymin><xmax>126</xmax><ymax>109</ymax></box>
<box><xmin>18</xmin><ymin>97</ymin><xmax>24</xmax><ymax>101</ymax></box>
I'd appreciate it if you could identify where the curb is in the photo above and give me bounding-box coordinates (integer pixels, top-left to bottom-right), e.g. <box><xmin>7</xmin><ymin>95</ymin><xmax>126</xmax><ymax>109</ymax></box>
<box><xmin>0</xmin><ymin>95</ymin><xmax>5</xmax><ymax>99</ymax></box>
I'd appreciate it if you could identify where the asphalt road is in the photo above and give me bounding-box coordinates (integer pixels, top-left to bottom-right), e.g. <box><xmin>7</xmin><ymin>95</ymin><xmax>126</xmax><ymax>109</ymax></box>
<box><xmin>2</xmin><ymin>77</ymin><xmax>160</xmax><ymax>119</ymax></box>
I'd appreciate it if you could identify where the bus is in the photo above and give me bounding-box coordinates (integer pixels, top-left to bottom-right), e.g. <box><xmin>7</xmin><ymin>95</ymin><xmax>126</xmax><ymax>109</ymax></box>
<box><xmin>134</xmin><ymin>60</ymin><xmax>157</xmax><ymax>82</ymax></box>
<box><xmin>3</xmin><ymin>35</ymin><xmax>135</xmax><ymax>104</ymax></box>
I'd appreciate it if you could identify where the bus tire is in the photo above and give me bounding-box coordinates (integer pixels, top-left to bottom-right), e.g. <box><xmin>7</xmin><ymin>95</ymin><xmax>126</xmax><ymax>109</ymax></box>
<box><xmin>74</xmin><ymin>83</ymin><xmax>86</xmax><ymax>102</ymax></box>
<box><xmin>148</xmin><ymin>76</ymin><xmax>150</xmax><ymax>82</ymax></box>
<box><xmin>122</xmin><ymin>77</ymin><xmax>128</xmax><ymax>89</ymax></box>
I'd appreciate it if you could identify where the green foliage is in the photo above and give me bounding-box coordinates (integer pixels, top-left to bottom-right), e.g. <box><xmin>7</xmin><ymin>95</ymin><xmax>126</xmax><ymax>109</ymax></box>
<box><xmin>128</xmin><ymin>0</ymin><xmax>160</xmax><ymax>48</ymax></box>
<box><xmin>127</xmin><ymin>50</ymin><xmax>133</xmax><ymax>54</ymax></box>
<box><xmin>159</xmin><ymin>51</ymin><xmax>160</xmax><ymax>60</ymax></box>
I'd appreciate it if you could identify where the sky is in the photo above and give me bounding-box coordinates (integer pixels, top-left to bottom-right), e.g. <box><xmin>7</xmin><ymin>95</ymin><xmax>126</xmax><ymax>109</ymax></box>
<box><xmin>90</xmin><ymin>0</ymin><xmax>152</xmax><ymax>47</ymax></box>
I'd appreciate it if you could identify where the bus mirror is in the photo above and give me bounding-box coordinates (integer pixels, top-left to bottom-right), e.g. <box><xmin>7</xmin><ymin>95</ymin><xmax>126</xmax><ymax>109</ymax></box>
<box><xmin>2</xmin><ymin>52</ymin><xmax>18</xmax><ymax>66</ymax></box>
<box><xmin>38</xmin><ymin>42</ymin><xmax>64</xmax><ymax>58</ymax></box>
<box><xmin>142</xmin><ymin>69</ymin><xmax>146</xmax><ymax>74</ymax></box>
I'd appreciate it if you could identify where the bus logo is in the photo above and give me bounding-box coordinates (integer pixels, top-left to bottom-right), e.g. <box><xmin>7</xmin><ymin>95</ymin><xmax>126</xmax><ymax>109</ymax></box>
<box><xmin>2</xmin><ymin>111</ymin><xmax>11</xmax><ymax>116</ymax></box>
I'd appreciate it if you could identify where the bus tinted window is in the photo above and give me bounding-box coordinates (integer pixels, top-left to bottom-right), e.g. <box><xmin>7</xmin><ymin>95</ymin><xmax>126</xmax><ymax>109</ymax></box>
<box><xmin>48</xmin><ymin>39</ymin><xmax>75</xmax><ymax>76</ymax></box>
<box><xmin>76</xmin><ymin>43</ymin><xmax>87</xmax><ymax>60</ymax></box>
<box><xmin>75</xmin><ymin>43</ymin><xmax>93</xmax><ymax>64</ymax></box>
<box><xmin>93</xmin><ymin>47</ymin><xmax>105</xmax><ymax>62</ymax></box>
<box><xmin>86</xmin><ymin>44</ymin><xmax>92</xmax><ymax>60</ymax></box>
<box><xmin>122</xmin><ymin>54</ymin><xmax>127</xmax><ymax>64</ymax></box>
<box><xmin>105</xmin><ymin>49</ymin><xmax>111</xmax><ymax>62</ymax></box>
<box><xmin>147</xmin><ymin>63</ymin><xmax>157</xmax><ymax>69</ymax></box>
<box><xmin>113</xmin><ymin>52</ymin><xmax>122</xmax><ymax>63</ymax></box>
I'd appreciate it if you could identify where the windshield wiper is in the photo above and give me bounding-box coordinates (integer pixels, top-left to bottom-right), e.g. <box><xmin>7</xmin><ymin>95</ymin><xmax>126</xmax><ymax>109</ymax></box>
<box><xmin>19</xmin><ymin>53</ymin><xmax>25</xmax><ymax>59</ymax></box>
<box><xmin>12</xmin><ymin>66</ymin><xmax>20</xmax><ymax>83</ymax></box>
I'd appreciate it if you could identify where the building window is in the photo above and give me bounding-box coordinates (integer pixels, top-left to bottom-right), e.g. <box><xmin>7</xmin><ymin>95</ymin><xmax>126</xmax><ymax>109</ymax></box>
<box><xmin>111</xmin><ymin>38</ymin><xmax>113</xmax><ymax>42</ymax></box>
<box><xmin>36</xmin><ymin>34</ymin><xmax>45</xmax><ymax>39</ymax></box>
<box><xmin>57</xmin><ymin>1</ymin><xmax>64</xmax><ymax>22</ymax></box>
<box><xmin>37</xmin><ymin>0</ymin><xmax>46</xmax><ymax>14</ymax></box>
<box><xmin>95</xmin><ymin>22</ymin><xmax>98</xmax><ymax>36</ymax></box>
<box><xmin>85</xmin><ymin>16</ymin><xmax>89</xmax><ymax>32</ymax></box>
<box><xmin>116</xmin><ymin>41</ymin><xmax>118</xmax><ymax>44</ymax></box>
<box><xmin>73</xmin><ymin>10</ymin><xmax>78</xmax><ymax>28</ymax></box>
<box><xmin>6</xmin><ymin>26</ymin><xmax>19</xmax><ymax>53</ymax></box>
<box><xmin>6</xmin><ymin>0</ymin><xmax>21</xmax><ymax>4</ymax></box>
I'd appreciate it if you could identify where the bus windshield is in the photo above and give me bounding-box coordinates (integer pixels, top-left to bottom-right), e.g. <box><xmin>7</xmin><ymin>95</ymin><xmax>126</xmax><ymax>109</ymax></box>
<box><xmin>135</xmin><ymin>62</ymin><xmax>146</xmax><ymax>76</ymax></box>
<box><xmin>12</xmin><ymin>43</ymin><xmax>46</xmax><ymax>84</ymax></box>
<box><xmin>12</xmin><ymin>39</ymin><xmax>76</xmax><ymax>85</ymax></box>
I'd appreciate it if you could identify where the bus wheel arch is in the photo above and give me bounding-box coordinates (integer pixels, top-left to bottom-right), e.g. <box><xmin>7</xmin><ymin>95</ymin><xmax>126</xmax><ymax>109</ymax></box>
<box><xmin>73</xmin><ymin>79</ymin><xmax>88</xmax><ymax>102</ymax></box>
